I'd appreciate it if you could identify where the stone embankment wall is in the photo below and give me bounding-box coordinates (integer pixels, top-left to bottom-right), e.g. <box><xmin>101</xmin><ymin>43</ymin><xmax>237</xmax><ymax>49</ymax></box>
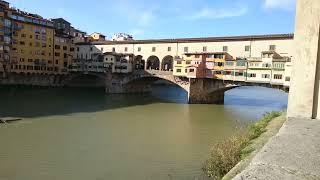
<box><xmin>0</xmin><ymin>73</ymin><xmax>66</xmax><ymax>87</ymax></box>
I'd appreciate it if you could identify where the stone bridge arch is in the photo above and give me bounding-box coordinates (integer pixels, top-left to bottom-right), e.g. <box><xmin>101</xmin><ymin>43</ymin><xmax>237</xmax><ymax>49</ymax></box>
<box><xmin>123</xmin><ymin>70</ymin><xmax>190</xmax><ymax>92</ymax></box>
<box><xmin>161</xmin><ymin>55</ymin><xmax>173</xmax><ymax>71</ymax></box>
<box><xmin>146</xmin><ymin>56</ymin><xmax>160</xmax><ymax>70</ymax></box>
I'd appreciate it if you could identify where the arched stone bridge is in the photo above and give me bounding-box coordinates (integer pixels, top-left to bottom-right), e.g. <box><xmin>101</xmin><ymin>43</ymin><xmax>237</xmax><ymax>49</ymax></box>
<box><xmin>66</xmin><ymin>70</ymin><xmax>287</xmax><ymax>104</ymax></box>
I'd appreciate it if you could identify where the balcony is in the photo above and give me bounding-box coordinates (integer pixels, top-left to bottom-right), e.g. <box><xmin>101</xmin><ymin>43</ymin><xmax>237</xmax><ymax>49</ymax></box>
<box><xmin>247</xmin><ymin>57</ymin><xmax>262</xmax><ymax>62</ymax></box>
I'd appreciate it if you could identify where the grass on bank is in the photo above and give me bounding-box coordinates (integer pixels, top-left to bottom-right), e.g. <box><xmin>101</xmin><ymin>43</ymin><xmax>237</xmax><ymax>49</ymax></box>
<box><xmin>202</xmin><ymin>111</ymin><xmax>282</xmax><ymax>180</ymax></box>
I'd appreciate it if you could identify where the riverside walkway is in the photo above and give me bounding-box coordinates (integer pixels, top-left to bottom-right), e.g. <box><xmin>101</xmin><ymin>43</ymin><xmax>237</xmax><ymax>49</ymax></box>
<box><xmin>233</xmin><ymin>117</ymin><xmax>320</xmax><ymax>180</ymax></box>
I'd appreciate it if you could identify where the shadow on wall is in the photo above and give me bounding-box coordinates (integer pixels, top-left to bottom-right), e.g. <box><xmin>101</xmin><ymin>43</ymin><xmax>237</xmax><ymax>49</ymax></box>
<box><xmin>66</xmin><ymin>74</ymin><xmax>106</xmax><ymax>87</ymax></box>
<box><xmin>0</xmin><ymin>86</ymin><xmax>173</xmax><ymax>118</ymax></box>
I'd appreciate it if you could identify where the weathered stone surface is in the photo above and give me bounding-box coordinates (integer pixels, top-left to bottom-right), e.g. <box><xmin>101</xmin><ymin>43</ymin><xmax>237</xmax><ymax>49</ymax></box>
<box><xmin>188</xmin><ymin>78</ymin><xmax>236</xmax><ymax>104</ymax></box>
<box><xmin>287</xmin><ymin>0</ymin><xmax>320</xmax><ymax>118</ymax></box>
<box><xmin>233</xmin><ymin>118</ymin><xmax>320</xmax><ymax>180</ymax></box>
<box><xmin>0</xmin><ymin>73</ymin><xmax>66</xmax><ymax>87</ymax></box>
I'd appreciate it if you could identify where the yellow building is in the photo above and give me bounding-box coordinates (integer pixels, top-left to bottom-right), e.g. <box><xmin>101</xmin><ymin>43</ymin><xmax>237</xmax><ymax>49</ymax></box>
<box><xmin>0</xmin><ymin>0</ymin><xmax>10</xmax><ymax>77</ymax></box>
<box><xmin>211</xmin><ymin>52</ymin><xmax>233</xmax><ymax>79</ymax></box>
<box><xmin>9</xmin><ymin>9</ymin><xmax>56</xmax><ymax>74</ymax></box>
<box><xmin>173</xmin><ymin>55</ymin><xmax>193</xmax><ymax>77</ymax></box>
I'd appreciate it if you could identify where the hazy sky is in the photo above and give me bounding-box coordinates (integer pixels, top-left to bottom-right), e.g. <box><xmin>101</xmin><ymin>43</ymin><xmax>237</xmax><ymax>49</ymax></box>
<box><xmin>8</xmin><ymin>0</ymin><xmax>296</xmax><ymax>39</ymax></box>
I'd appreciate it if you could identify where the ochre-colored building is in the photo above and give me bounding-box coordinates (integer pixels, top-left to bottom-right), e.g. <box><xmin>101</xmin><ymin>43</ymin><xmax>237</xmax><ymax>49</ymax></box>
<box><xmin>211</xmin><ymin>52</ymin><xmax>233</xmax><ymax>79</ymax></box>
<box><xmin>0</xmin><ymin>1</ymin><xmax>78</xmax><ymax>75</ymax></box>
<box><xmin>0</xmin><ymin>0</ymin><xmax>11</xmax><ymax>77</ymax></box>
<box><xmin>9</xmin><ymin>9</ymin><xmax>56</xmax><ymax>74</ymax></box>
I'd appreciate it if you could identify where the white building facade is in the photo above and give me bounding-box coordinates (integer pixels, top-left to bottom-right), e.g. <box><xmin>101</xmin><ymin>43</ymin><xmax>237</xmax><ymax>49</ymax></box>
<box><xmin>74</xmin><ymin>34</ymin><xmax>294</xmax><ymax>85</ymax></box>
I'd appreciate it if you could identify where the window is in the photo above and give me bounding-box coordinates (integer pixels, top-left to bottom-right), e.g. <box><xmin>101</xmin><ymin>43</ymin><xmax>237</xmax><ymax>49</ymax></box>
<box><xmin>21</xmin><ymin>34</ymin><xmax>26</xmax><ymax>38</ymax></box>
<box><xmin>248</xmin><ymin>73</ymin><xmax>256</xmax><ymax>77</ymax></box>
<box><xmin>55</xmin><ymin>45</ymin><xmax>60</xmax><ymax>50</ymax></box>
<box><xmin>189</xmin><ymin>69</ymin><xmax>195</xmax><ymax>73</ymax></box>
<box><xmin>236</xmin><ymin>61</ymin><xmax>246</xmax><ymax>66</ymax></box>
<box><xmin>215</xmin><ymin>62</ymin><xmax>224</xmax><ymax>67</ymax></box>
<box><xmin>138</xmin><ymin>47</ymin><xmax>141</xmax><ymax>52</ymax></box>
<box><xmin>285</xmin><ymin>77</ymin><xmax>291</xmax><ymax>81</ymax></box>
<box><xmin>226</xmin><ymin>61</ymin><xmax>234</xmax><ymax>66</ymax></box>
<box><xmin>125</xmin><ymin>47</ymin><xmax>128</xmax><ymax>52</ymax></box>
<box><xmin>235</xmin><ymin>72</ymin><xmax>244</xmax><ymax>76</ymax></box>
<box><xmin>186</xmin><ymin>61</ymin><xmax>191</xmax><ymax>64</ymax></box>
<box><xmin>152</xmin><ymin>47</ymin><xmax>156</xmax><ymax>52</ymax></box>
<box><xmin>223</xmin><ymin>46</ymin><xmax>228</xmax><ymax>52</ymax></box>
<box><xmin>90</xmin><ymin>47</ymin><xmax>93</xmax><ymax>51</ymax></box>
<box><xmin>245</xmin><ymin>45</ymin><xmax>250</xmax><ymax>52</ymax></box>
<box><xmin>203</xmin><ymin>46</ymin><xmax>207</xmax><ymax>52</ymax></box>
<box><xmin>274</xmin><ymin>74</ymin><xmax>283</xmax><ymax>79</ymax></box>
<box><xmin>177</xmin><ymin>61</ymin><xmax>182</xmax><ymax>64</ymax></box>
<box><xmin>77</xmin><ymin>47</ymin><xmax>80</xmax><ymax>51</ymax></box>
<box><xmin>20</xmin><ymin>41</ymin><xmax>25</xmax><ymax>45</ymax></box>
<box><xmin>262</xmin><ymin>74</ymin><xmax>270</xmax><ymax>78</ymax></box>
<box><xmin>184</xmin><ymin>47</ymin><xmax>188</xmax><ymax>53</ymax></box>
<box><xmin>112</xmin><ymin>47</ymin><xmax>115</xmax><ymax>52</ymax></box>
<box><xmin>28</xmin><ymin>59</ymin><xmax>33</xmax><ymax>62</ymax></box>
<box><xmin>269</xmin><ymin>45</ymin><xmax>276</xmax><ymax>51</ymax></box>
<box><xmin>176</xmin><ymin>69</ymin><xmax>181</xmax><ymax>72</ymax></box>
<box><xmin>55</xmin><ymin>52</ymin><xmax>60</xmax><ymax>56</ymax></box>
<box><xmin>195</xmin><ymin>55</ymin><xmax>200</xmax><ymax>58</ymax></box>
<box><xmin>63</xmin><ymin>46</ymin><xmax>67</xmax><ymax>50</ymax></box>
<box><xmin>168</xmin><ymin>47</ymin><xmax>171</xmax><ymax>52</ymax></box>
<box><xmin>262</xmin><ymin>63</ymin><xmax>271</xmax><ymax>68</ymax></box>
<box><xmin>214</xmin><ymin>54</ymin><xmax>224</xmax><ymax>59</ymax></box>
<box><xmin>273</xmin><ymin>63</ymin><xmax>285</xmax><ymax>69</ymax></box>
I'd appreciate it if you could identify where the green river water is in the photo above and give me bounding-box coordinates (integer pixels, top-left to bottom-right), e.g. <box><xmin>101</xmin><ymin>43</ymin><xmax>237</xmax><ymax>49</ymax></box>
<box><xmin>0</xmin><ymin>85</ymin><xmax>288</xmax><ymax>180</ymax></box>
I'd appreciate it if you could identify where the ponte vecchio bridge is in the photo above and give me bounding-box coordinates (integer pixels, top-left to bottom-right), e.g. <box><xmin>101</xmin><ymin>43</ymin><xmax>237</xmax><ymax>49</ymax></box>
<box><xmin>70</xmin><ymin>33</ymin><xmax>293</xmax><ymax>104</ymax></box>
<box><xmin>66</xmin><ymin>68</ymin><xmax>288</xmax><ymax>104</ymax></box>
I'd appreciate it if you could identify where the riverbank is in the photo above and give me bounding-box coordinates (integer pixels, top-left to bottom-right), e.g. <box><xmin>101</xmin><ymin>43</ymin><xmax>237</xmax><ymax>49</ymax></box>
<box><xmin>233</xmin><ymin>117</ymin><xmax>320</xmax><ymax>179</ymax></box>
<box><xmin>203</xmin><ymin>111</ymin><xmax>286</xmax><ymax>180</ymax></box>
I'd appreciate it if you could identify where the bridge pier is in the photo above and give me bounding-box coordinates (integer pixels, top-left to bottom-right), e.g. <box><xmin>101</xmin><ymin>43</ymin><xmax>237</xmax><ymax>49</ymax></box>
<box><xmin>188</xmin><ymin>78</ymin><xmax>228</xmax><ymax>104</ymax></box>
<box><xmin>188</xmin><ymin>89</ymin><xmax>225</xmax><ymax>104</ymax></box>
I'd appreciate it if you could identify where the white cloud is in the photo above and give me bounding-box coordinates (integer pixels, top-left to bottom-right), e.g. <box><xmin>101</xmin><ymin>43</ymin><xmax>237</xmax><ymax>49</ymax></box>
<box><xmin>137</xmin><ymin>11</ymin><xmax>155</xmax><ymax>27</ymax></box>
<box><xmin>129</xmin><ymin>28</ymin><xmax>144</xmax><ymax>37</ymax></box>
<box><xmin>185</xmin><ymin>6</ymin><xmax>248</xmax><ymax>20</ymax></box>
<box><xmin>264</xmin><ymin>0</ymin><xmax>296</xmax><ymax>10</ymax></box>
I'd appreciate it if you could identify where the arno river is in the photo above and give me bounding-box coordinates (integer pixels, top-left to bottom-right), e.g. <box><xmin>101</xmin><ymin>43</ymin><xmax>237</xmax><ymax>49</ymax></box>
<box><xmin>0</xmin><ymin>85</ymin><xmax>288</xmax><ymax>180</ymax></box>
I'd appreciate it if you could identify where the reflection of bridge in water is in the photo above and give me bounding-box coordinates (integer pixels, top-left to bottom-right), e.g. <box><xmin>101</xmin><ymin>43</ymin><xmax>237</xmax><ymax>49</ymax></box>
<box><xmin>67</xmin><ymin>69</ymin><xmax>288</xmax><ymax>104</ymax></box>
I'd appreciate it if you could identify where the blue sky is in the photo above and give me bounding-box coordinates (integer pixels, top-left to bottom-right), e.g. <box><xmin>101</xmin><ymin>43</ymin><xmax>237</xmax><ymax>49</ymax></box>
<box><xmin>8</xmin><ymin>0</ymin><xmax>296</xmax><ymax>39</ymax></box>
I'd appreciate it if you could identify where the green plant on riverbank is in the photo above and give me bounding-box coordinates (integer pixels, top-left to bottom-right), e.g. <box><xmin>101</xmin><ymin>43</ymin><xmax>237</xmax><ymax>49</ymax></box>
<box><xmin>202</xmin><ymin>111</ymin><xmax>282</xmax><ymax>180</ymax></box>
